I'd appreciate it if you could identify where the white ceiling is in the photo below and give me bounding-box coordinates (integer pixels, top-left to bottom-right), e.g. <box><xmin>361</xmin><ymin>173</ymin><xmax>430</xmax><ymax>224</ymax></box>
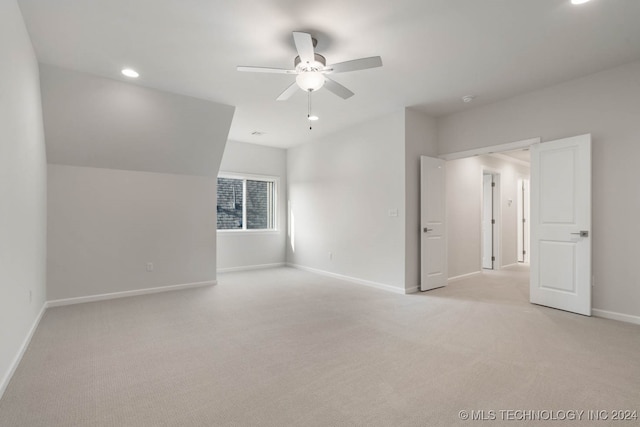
<box><xmin>17</xmin><ymin>0</ymin><xmax>640</xmax><ymax>148</ymax></box>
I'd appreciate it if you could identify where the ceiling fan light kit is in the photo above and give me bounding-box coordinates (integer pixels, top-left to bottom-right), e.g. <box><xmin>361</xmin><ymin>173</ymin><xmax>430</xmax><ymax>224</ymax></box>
<box><xmin>237</xmin><ymin>31</ymin><xmax>382</xmax><ymax>128</ymax></box>
<box><xmin>296</xmin><ymin>71</ymin><xmax>325</xmax><ymax>92</ymax></box>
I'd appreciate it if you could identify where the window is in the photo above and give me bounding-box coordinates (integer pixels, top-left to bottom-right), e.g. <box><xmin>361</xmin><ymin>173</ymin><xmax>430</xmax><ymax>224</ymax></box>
<box><xmin>217</xmin><ymin>174</ymin><xmax>277</xmax><ymax>231</ymax></box>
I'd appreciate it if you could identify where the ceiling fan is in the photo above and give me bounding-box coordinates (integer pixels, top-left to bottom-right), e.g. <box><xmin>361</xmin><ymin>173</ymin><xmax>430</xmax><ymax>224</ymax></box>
<box><xmin>237</xmin><ymin>31</ymin><xmax>383</xmax><ymax>101</ymax></box>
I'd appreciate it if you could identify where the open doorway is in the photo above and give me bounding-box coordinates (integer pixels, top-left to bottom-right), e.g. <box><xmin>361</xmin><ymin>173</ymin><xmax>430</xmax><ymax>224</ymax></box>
<box><xmin>443</xmin><ymin>145</ymin><xmax>531</xmax><ymax>284</ymax></box>
<box><xmin>421</xmin><ymin>135</ymin><xmax>592</xmax><ymax>316</ymax></box>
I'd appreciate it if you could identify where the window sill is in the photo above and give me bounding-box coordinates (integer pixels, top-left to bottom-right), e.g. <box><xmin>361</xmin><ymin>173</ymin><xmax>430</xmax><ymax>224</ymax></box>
<box><xmin>217</xmin><ymin>229</ymin><xmax>280</xmax><ymax>235</ymax></box>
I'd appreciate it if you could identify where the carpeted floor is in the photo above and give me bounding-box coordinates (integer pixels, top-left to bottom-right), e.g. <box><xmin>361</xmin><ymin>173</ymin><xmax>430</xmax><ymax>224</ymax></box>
<box><xmin>1</xmin><ymin>265</ymin><xmax>639</xmax><ymax>426</ymax></box>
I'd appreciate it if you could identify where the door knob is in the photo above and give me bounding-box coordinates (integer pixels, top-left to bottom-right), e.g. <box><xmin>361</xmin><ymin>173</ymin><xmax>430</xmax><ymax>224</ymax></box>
<box><xmin>570</xmin><ymin>230</ymin><xmax>589</xmax><ymax>237</ymax></box>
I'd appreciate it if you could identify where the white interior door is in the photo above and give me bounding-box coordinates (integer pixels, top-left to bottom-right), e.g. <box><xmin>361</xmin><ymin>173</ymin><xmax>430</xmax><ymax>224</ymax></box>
<box><xmin>517</xmin><ymin>179</ymin><xmax>530</xmax><ymax>263</ymax></box>
<box><xmin>482</xmin><ymin>174</ymin><xmax>494</xmax><ymax>269</ymax></box>
<box><xmin>530</xmin><ymin>134</ymin><xmax>591</xmax><ymax>315</ymax></box>
<box><xmin>421</xmin><ymin>156</ymin><xmax>447</xmax><ymax>291</ymax></box>
<box><xmin>524</xmin><ymin>178</ymin><xmax>530</xmax><ymax>264</ymax></box>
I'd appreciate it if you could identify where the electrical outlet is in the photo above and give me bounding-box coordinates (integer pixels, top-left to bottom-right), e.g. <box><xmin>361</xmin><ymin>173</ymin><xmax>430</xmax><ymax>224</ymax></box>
<box><xmin>146</xmin><ymin>262</ymin><xmax>154</xmax><ymax>272</ymax></box>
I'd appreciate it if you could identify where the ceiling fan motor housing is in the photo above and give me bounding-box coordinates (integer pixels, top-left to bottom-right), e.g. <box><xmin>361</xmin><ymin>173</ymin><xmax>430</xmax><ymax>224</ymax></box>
<box><xmin>295</xmin><ymin>53</ymin><xmax>326</xmax><ymax>71</ymax></box>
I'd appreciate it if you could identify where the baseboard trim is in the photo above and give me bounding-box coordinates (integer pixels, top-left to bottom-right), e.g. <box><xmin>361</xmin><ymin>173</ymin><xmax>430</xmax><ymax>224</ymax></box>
<box><xmin>501</xmin><ymin>263</ymin><xmax>519</xmax><ymax>269</ymax></box>
<box><xmin>448</xmin><ymin>271</ymin><xmax>482</xmax><ymax>283</ymax></box>
<box><xmin>46</xmin><ymin>280</ymin><xmax>217</xmax><ymax>308</ymax></box>
<box><xmin>592</xmin><ymin>309</ymin><xmax>640</xmax><ymax>326</ymax></box>
<box><xmin>404</xmin><ymin>286</ymin><xmax>420</xmax><ymax>294</ymax></box>
<box><xmin>217</xmin><ymin>262</ymin><xmax>285</xmax><ymax>273</ymax></box>
<box><xmin>287</xmin><ymin>263</ymin><xmax>407</xmax><ymax>295</ymax></box>
<box><xmin>0</xmin><ymin>302</ymin><xmax>47</xmax><ymax>400</ymax></box>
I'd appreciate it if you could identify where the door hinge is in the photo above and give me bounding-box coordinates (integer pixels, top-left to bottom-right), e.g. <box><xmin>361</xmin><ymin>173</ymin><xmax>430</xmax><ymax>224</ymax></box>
<box><xmin>523</xmin><ymin>250</ymin><xmax>526</xmax><ymax>255</ymax></box>
<box><xmin>491</xmin><ymin>182</ymin><xmax>495</xmax><ymax>187</ymax></box>
<box><xmin>491</xmin><ymin>256</ymin><xmax>495</xmax><ymax>261</ymax></box>
<box><xmin>522</xmin><ymin>218</ymin><xmax>526</xmax><ymax>223</ymax></box>
<box><xmin>491</xmin><ymin>219</ymin><xmax>495</xmax><ymax>224</ymax></box>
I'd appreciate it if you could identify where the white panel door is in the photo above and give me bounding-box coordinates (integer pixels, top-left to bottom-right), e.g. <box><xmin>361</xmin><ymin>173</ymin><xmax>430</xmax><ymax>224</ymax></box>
<box><xmin>530</xmin><ymin>134</ymin><xmax>591</xmax><ymax>315</ymax></box>
<box><xmin>482</xmin><ymin>174</ymin><xmax>494</xmax><ymax>269</ymax></box>
<box><xmin>517</xmin><ymin>179</ymin><xmax>531</xmax><ymax>263</ymax></box>
<box><xmin>421</xmin><ymin>156</ymin><xmax>447</xmax><ymax>291</ymax></box>
<box><xmin>524</xmin><ymin>179</ymin><xmax>530</xmax><ymax>264</ymax></box>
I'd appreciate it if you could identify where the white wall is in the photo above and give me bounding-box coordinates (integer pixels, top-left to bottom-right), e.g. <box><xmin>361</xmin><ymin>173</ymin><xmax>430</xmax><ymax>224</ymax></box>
<box><xmin>405</xmin><ymin>108</ymin><xmax>439</xmax><ymax>290</ymax></box>
<box><xmin>0</xmin><ymin>0</ymin><xmax>47</xmax><ymax>396</ymax></box>
<box><xmin>47</xmin><ymin>165</ymin><xmax>217</xmax><ymax>300</ymax></box>
<box><xmin>287</xmin><ymin>111</ymin><xmax>407</xmax><ymax>291</ymax></box>
<box><xmin>446</xmin><ymin>155</ymin><xmax>529</xmax><ymax>278</ymax></box>
<box><xmin>41</xmin><ymin>65</ymin><xmax>234</xmax><ymax>300</ymax></box>
<box><xmin>217</xmin><ymin>141</ymin><xmax>287</xmax><ymax>271</ymax></box>
<box><xmin>438</xmin><ymin>60</ymin><xmax>640</xmax><ymax>318</ymax></box>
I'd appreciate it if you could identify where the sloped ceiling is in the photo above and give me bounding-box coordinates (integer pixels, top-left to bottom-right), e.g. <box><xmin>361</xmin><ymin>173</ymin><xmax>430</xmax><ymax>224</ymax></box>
<box><xmin>40</xmin><ymin>64</ymin><xmax>235</xmax><ymax>176</ymax></box>
<box><xmin>18</xmin><ymin>0</ymin><xmax>640</xmax><ymax>148</ymax></box>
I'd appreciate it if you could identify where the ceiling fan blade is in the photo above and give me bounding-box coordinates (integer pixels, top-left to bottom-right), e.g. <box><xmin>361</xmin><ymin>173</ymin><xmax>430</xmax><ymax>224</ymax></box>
<box><xmin>324</xmin><ymin>77</ymin><xmax>354</xmax><ymax>99</ymax></box>
<box><xmin>237</xmin><ymin>66</ymin><xmax>296</xmax><ymax>74</ymax></box>
<box><xmin>276</xmin><ymin>82</ymin><xmax>300</xmax><ymax>101</ymax></box>
<box><xmin>292</xmin><ymin>32</ymin><xmax>315</xmax><ymax>65</ymax></box>
<box><xmin>327</xmin><ymin>56</ymin><xmax>383</xmax><ymax>73</ymax></box>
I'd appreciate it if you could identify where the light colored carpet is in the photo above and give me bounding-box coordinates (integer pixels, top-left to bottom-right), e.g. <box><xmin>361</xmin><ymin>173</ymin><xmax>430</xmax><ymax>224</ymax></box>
<box><xmin>1</xmin><ymin>265</ymin><xmax>639</xmax><ymax>426</ymax></box>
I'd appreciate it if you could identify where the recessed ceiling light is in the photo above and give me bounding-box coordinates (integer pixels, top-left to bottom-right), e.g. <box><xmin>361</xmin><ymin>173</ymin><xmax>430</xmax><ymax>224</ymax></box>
<box><xmin>571</xmin><ymin>0</ymin><xmax>590</xmax><ymax>5</ymax></box>
<box><xmin>308</xmin><ymin>115</ymin><xmax>319</xmax><ymax>121</ymax></box>
<box><xmin>121</xmin><ymin>68</ymin><xmax>139</xmax><ymax>78</ymax></box>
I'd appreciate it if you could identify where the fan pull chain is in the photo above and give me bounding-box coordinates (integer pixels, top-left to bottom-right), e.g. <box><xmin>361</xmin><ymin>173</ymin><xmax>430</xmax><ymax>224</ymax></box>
<box><xmin>307</xmin><ymin>89</ymin><xmax>312</xmax><ymax>130</ymax></box>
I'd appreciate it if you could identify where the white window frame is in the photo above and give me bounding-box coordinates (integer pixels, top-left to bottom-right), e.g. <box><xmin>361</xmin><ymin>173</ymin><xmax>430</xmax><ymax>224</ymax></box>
<box><xmin>217</xmin><ymin>172</ymin><xmax>279</xmax><ymax>233</ymax></box>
